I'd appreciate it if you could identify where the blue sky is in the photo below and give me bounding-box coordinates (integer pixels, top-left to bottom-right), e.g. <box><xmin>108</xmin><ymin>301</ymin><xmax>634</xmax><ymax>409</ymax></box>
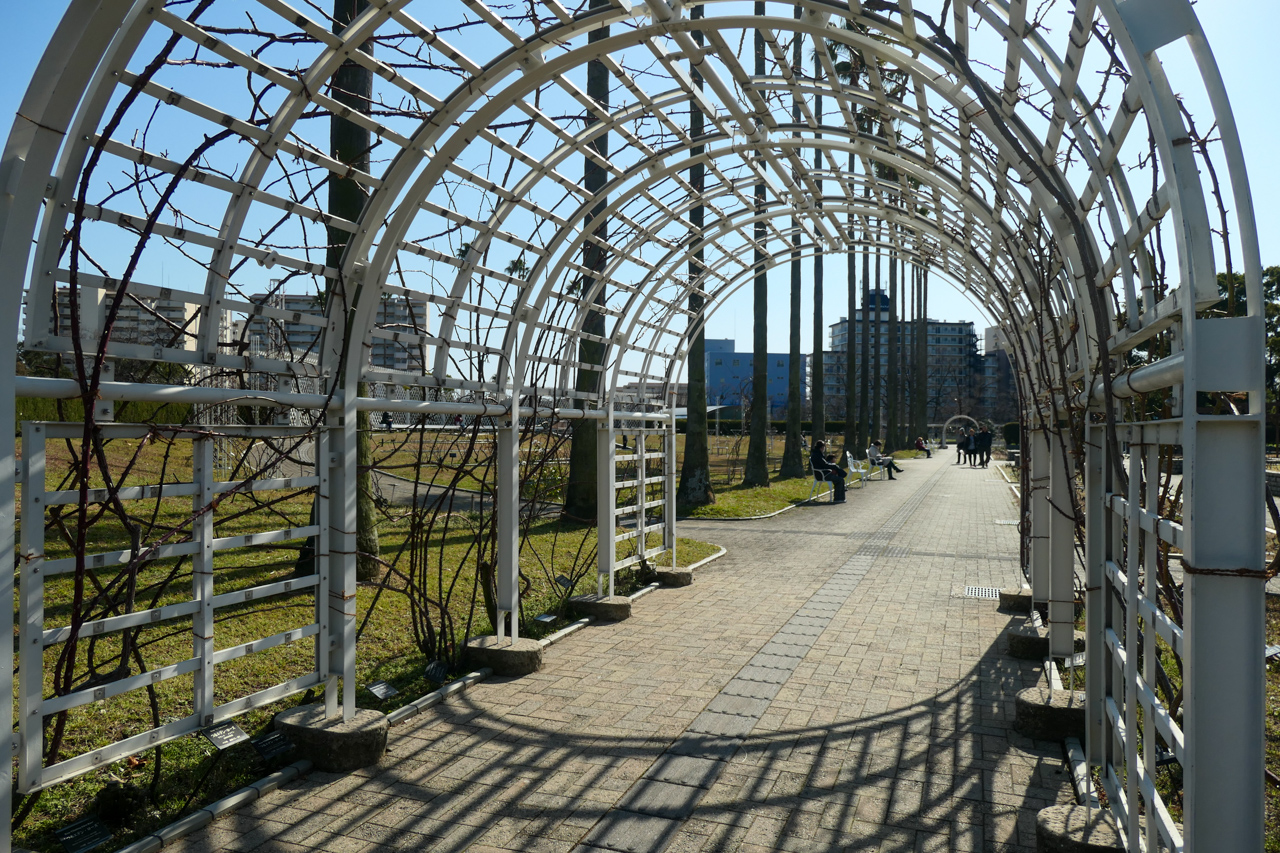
<box><xmin>3</xmin><ymin>1</ymin><xmax>1276</xmax><ymax>356</ymax></box>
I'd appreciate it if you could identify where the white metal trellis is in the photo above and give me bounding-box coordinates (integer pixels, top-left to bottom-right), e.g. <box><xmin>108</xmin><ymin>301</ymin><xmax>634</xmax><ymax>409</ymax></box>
<box><xmin>598</xmin><ymin>410</ymin><xmax>678</xmax><ymax>597</ymax></box>
<box><xmin>16</xmin><ymin>422</ymin><xmax>334</xmax><ymax>794</ymax></box>
<box><xmin>0</xmin><ymin>0</ymin><xmax>1268</xmax><ymax>849</ymax></box>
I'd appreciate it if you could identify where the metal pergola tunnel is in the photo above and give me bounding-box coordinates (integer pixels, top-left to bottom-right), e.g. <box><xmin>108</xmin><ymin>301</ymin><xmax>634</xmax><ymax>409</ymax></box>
<box><xmin>0</xmin><ymin>1</ymin><xmax>1267</xmax><ymax>850</ymax></box>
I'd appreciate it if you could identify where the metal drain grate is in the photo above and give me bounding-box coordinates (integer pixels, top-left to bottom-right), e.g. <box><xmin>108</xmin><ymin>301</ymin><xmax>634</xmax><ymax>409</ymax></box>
<box><xmin>964</xmin><ymin>586</ymin><xmax>1002</xmax><ymax>600</ymax></box>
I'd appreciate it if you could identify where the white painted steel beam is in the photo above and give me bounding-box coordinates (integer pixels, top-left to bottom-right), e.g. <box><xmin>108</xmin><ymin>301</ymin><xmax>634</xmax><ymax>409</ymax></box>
<box><xmin>496</xmin><ymin>418</ymin><xmax>521</xmax><ymax>642</ymax></box>
<box><xmin>0</xmin><ymin>1</ymin><xmax>1267</xmax><ymax>847</ymax></box>
<box><xmin>1048</xmin><ymin>428</ymin><xmax>1076</xmax><ymax>659</ymax></box>
<box><xmin>1029</xmin><ymin>428</ymin><xmax>1050</xmax><ymax>606</ymax></box>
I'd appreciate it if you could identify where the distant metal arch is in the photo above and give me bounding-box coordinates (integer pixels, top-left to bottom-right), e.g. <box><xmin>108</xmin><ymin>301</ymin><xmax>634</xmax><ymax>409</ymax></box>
<box><xmin>939</xmin><ymin>414</ymin><xmax>980</xmax><ymax>447</ymax></box>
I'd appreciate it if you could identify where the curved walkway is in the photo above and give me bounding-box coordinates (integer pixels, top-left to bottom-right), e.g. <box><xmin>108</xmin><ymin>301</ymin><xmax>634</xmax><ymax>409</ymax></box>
<box><xmin>172</xmin><ymin>453</ymin><xmax>1069</xmax><ymax>853</ymax></box>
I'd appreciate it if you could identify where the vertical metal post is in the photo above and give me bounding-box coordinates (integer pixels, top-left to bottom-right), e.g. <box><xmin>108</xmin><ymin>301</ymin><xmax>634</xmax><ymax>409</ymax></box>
<box><xmin>328</xmin><ymin>392</ymin><xmax>358</xmax><ymax>720</ymax></box>
<box><xmin>597</xmin><ymin>412</ymin><xmax>615</xmax><ymax>598</ymax></box>
<box><xmin>636</xmin><ymin>424</ymin><xmax>647</xmax><ymax>563</ymax></box>
<box><xmin>1123</xmin><ymin>438</ymin><xmax>1140</xmax><ymax>849</ymax></box>
<box><xmin>0</xmin><ymin>413</ymin><xmax>14</xmax><ymax>853</ymax></box>
<box><xmin>1182</xmin><ymin>327</ymin><xmax>1265</xmax><ymax>852</ymax></box>
<box><xmin>665</xmin><ymin>416</ymin><xmax>676</xmax><ymax>568</ymax></box>
<box><xmin>315</xmin><ymin>427</ymin><xmax>332</xmax><ymax>713</ymax></box>
<box><xmin>1083</xmin><ymin>423</ymin><xmax>1106</xmax><ymax>766</ymax></box>
<box><xmin>1029</xmin><ymin>427</ymin><xmax>1050</xmax><ymax>606</ymax></box>
<box><xmin>192</xmin><ymin>437</ymin><xmax>215</xmax><ymax>727</ymax></box>
<box><xmin>496</xmin><ymin>414</ymin><xmax>520</xmax><ymax>642</ymax></box>
<box><xmin>1142</xmin><ymin>440</ymin><xmax>1159</xmax><ymax>853</ymax></box>
<box><xmin>17</xmin><ymin>423</ymin><xmax>46</xmax><ymax>795</ymax></box>
<box><xmin>1048</xmin><ymin>427</ymin><xmax>1075</xmax><ymax>658</ymax></box>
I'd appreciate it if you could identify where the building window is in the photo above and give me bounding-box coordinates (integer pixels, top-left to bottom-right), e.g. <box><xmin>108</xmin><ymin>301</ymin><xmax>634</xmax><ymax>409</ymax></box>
<box><xmin>732</xmin><ymin>359</ymin><xmax>740</xmax><ymax>367</ymax></box>
<box><xmin>714</xmin><ymin>359</ymin><xmax>722</xmax><ymax>366</ymax></box>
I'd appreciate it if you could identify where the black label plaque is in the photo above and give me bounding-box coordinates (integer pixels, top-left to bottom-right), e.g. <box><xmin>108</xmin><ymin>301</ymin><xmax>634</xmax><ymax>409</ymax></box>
<box><xmin>533</xmin><ymin>613</ymin><xmax>556</xmax><ymax>624</ymax></box>
<box><xmin>555</xmin><ymin>575</ymin><xmax>572</xmax><ymax>589</ymax></box>
<box><xmin>251</xmin><ymin>731</ymin><xmax>295</xmax><ymax>762</ymax></box>
<box><xmin>201</xmin><ymin>721</ymin><xmax>249</xmax><ymax>751</ymax></box>
<box><xmin>54</xmin><ymin>815</ymin><xmax>111</xmax><ymax>853</ymax></box>
<box><xmin>424</xmin><ymin>660</ymin><xmax>448</xmax><ymax>683</ymax></box>
<box><xmin>366</xmin><ymin>680</ymin><xmax>399</xmax><ymax>701</ymax></box>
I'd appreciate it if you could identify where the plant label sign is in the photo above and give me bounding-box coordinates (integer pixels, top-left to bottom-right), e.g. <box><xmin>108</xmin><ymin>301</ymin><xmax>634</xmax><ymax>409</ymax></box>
<box><xmin>55</xmin><ymin>815</ymin><xmax>111</xmax><ymax>853</ymax></box>
<box><xmin>202</xmin><ymin>722</ymin><xmax>249</xmax><ymax>751</ymax></box>
<box><xmin>251</xmin><ymin>731</ymin><xmax>295</xmax><ymax>762</ymax></box>
<box><xmin>366</xmin><ymin>680</ymin><xmax>399</xmax><ymax>701</ymax></box>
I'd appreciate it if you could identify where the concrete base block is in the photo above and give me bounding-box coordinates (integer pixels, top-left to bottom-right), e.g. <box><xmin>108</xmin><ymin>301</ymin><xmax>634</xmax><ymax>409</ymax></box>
<box><xmin>1015</xmin><ymin>688</ymin><xmax>1087</xmax><ymax>741</ymax></box>
<box><xmin>1036</xmin><ymin>804</ymin><xmax>1124</xmax><ymax>852</ymax></box>
<box><xmin>1006</xmin><ymin>625</ymin><xmax>1085</xmax><ymax>660</ymax></box>
<box><xmin>1000</xmin><ymin>587</ymin><xmax>1033</xmax><ymax>613</ymax></box>
<box><xmin>273</xmin><ymin>706</ymin><xmax>387</xmax><ymax>773</ymax></box>
<box><xmin>466</xmin><ymin>635</ymin><xmax>543</xmax><ymax>676</ymax></box>
<box><xmin>570</xmin><ymin>593</ymin><xmax>632</xmax><ymax>621</ymax></box>
<box><xmin>655</xmin><ymin>568</ymin><xmax>693</xmax><ymax>587</ymax></box>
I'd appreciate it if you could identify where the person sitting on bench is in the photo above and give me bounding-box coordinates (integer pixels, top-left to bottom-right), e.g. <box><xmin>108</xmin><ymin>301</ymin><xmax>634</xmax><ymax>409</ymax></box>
<box><xmin>867</xmin><ymin>440</ymin><xmax>905</xmax><ymax>480</ymax></box>
<box><xmin>811</xmin><ymin>439</ymin><xmax>847</xmax><ymax>503</ymax></box>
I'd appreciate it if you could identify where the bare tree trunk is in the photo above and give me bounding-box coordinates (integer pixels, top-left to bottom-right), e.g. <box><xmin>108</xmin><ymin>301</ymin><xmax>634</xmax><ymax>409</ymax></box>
<box><xmin>871</xmin><ymin>224</ymin><xmax>882</xmax><ymax>444</ymax></box>
<box><xmin>843</xmin><ymin>228</ymin><xmax>857</xmax><ymax>458</ymax></box>
<box><xmin>857</xmin><ymin>192</ymin><xmax>871</xmax><ymax>452</ymax></box>
<box><xmin>782</xmin><ymin>230</ymin><xmax>805</xmax><ymax>478</ymax></box>
<box><xmin>677</xmin><ymin>5</ymin><xmax>714</xmax><ymax>506</ymax></box>
<box><xmin>742</xmin><ymin>3</ymin><xmax>770</xmax><ymax>488</ymax></box>
<box><xmin>915</xmin><ymin>265</ymin><xmax>929</xmax><ymax>440</ymax></box>
<box><xmin>780</xmin><ymin>7</ymin><xmax>805</xmax><ymax>479</ymax></box>
<box><xmin>810</xmin><ymin>50</ymin><xmax>825</xmax><ymax>446</ymax></box>
<box><xmin>887</xmin><ymin>240</ymin><xmax>899</xmax><ymax>451</ymax></box>
<box><xmin>563</xmin><ymin>0</ymin><xmax>611</xmax><ymax>521</ymax></box>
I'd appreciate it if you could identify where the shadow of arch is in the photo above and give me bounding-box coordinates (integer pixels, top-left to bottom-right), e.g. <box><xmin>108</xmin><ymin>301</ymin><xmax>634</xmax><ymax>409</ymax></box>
<box><xmin>245</xmin><ymin>629</ymin><xmax>1062</xmax><ymax>853</ymax></box>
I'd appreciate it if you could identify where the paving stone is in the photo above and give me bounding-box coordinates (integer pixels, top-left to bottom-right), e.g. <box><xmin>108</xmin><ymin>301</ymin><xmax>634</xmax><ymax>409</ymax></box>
<box><xmin>706</xmin><ymin>694</ymin><xmax>771</xmax><ymax>718</ymax></box>
<box><xmin>616</xmin><ymin>780</ymin><xmax>706</xmax><ymax>820</ymax></box>
<box><xmin>667</xmin><ymin>734</ymin><xmax>745</xmax><ymax>761</ymax></box>
<box><xmin>721</xmin><ymin>679</ymin><xmax>782</xmax><ymax>701</ymax></box>
<box><xmin>581</xmin><ymin>810</ymin><xmax>683</xmax><ymax>852</ymax></box>
<box><xmin>759</xmin><ymin>642</ymin><xmax>812</xmax><ymax>657</ymax></box>
<box><xmin>749</xmin><ymin>653</ymin><xmax>804</xmax><ymax>670</ymax></box>
<box><xmin>688</xmin><ymin>711</ymin><xmax>758</xmax><ymax>738</ymax></box>
<box><xmin>643</xmin><ymin>755</ymin><xmax>727</xmax><ymax>789</ymax></box>
<box><xmin>736</xmin><ymin>665</ymin><xmax>792</xmax><ymax>684</ymax></box>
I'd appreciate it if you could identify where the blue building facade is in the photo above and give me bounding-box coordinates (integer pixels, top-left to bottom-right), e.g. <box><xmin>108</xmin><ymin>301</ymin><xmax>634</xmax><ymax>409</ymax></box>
<box><xmin>704</xmin><ymin>338</ymin><xmax>807</xmax><ymax>417</ymax></box>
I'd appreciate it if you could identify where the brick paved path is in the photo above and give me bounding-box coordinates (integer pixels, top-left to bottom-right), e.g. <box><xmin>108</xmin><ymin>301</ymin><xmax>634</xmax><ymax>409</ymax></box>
<box><xmin>173</xmin><ymin>453</ymin><xmax>1072</xmax><ymax>853</ymax></box>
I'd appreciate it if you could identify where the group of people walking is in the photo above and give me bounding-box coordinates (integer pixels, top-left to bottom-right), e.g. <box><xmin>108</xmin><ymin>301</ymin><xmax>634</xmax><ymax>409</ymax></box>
<box><xmin>955</xmin><ymin>426</ymin><xmax>993</xmax><ymax>468</ymax></box>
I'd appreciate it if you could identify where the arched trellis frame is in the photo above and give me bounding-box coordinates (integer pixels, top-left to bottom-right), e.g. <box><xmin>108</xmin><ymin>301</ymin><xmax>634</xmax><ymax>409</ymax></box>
<box><xmin>0</xmin><ymin>0</ymin><xmax>1265</xmax><ymax>849</ymax></box>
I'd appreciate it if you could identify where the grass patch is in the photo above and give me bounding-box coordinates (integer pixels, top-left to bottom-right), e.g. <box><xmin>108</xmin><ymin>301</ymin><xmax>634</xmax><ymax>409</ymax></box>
<box><xmin>680</xmin><ymin>475</ymin><xmax>819</xmax><ymax>519</ymax></box>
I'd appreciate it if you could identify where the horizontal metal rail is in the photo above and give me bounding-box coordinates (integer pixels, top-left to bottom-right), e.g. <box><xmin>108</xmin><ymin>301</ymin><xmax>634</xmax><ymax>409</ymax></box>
<box><xmin>14</xmin><ymin>376</ymin><xmax>667</xmax><ymax>421</ymax></box>
<box><xmin>1073</xmin><ymin>352</ymin><xmax>1184</xmax><ymax>407</ymax></box>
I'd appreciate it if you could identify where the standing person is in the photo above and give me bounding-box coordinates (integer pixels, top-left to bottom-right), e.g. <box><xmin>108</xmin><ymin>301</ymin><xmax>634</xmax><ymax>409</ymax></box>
<box><xmin>955</xmin><ymin>429</ymin><xmax>966</xmax><ymax>464</ymax></box>
<box><xmin>811</xmin><ymin>439</ymin><xmax>847</xmax><ymax>503</ymax></box>
<box><xmin>915</xmin><ymin>436</ymin><xmax>931</xmax><ymax>459</ymax></box>
<box><xmin>966</xmin><ymin>428</ymin><xmax>979</xmax><ymax>467</ymax></box>
<box><xmin>977</xmin><ymin>426</ymin><xmax>993</xmax><ymax>468</ymax></box>
<box><xmin>868</xmin><ymin>440</ymin><xmax>905</xmax><ymax>480</ymax></box>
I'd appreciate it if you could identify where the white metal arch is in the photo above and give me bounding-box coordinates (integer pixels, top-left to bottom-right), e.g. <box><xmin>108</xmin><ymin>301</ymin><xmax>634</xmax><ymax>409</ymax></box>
<box><xmin>0</xmin><ymin>0</ymin><xmax>1266</xmax><ymax>849</ymax></box>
